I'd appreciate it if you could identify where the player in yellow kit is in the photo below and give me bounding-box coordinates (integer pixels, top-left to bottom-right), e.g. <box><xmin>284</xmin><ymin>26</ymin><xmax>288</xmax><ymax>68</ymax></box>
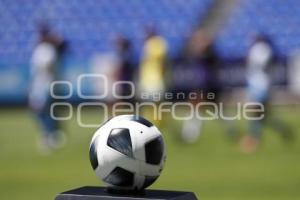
<box><xmin>139</xmin><ymin>28</ymin><xmax>168</xmax><ymax>126</ymax></box>
<box><xmin>140</xmin><ymin>30</ymin><xmax>167</xmax><ymax>94</ymax></box>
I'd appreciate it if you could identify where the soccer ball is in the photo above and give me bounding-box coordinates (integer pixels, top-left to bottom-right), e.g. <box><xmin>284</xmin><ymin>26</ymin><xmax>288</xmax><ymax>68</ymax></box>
<box><xmin>89</xmin><ymin>115</ymin><xmax>166</xmax><ymax>191</ymax></box>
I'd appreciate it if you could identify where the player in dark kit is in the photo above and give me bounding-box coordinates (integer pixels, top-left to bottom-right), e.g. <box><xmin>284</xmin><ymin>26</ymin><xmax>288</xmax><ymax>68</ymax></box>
<box><xmin>115</xmin><ymin>36</ymin><xmax>136</xmax><ymax>102</ymax></box>
<box><xmin>179</xmin><ymin>29</ymin><xmax>221</xmax><ymax>143</ymax></box>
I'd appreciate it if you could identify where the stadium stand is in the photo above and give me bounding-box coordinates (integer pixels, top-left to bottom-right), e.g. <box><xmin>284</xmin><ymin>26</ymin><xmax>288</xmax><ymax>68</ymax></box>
<box><xmin>1</xmin><ymin>0</ymin><xmax>299</xmax><ymax>103</ymax></box>
<box><xmin>0</xmin><ymin>0</ymin><xmax>212</xmax><ymax>103</ymax></box>
<box><xmin>0</xmin><ymin>0</ymin><xmax>212</xmax><ymax>65</ymax></box>
<box><xmin>215</xmin><ymin>0</ymin><xmax>300</xmax><ymax>60</ymax></box>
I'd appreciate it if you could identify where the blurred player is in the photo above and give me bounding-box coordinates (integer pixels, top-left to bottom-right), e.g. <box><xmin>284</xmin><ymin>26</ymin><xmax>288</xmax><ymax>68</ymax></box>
<box><xmin>91</xmin><ymin>36</ymin><xmax>135</xmax><ymax>117</ymax></box>
<box><xmin>138</xmin><ymin>27</ymin><xmax>168</xmax><ymax>125</ymax></box>
<box><xmin>91</xmin><ymin>52</ymin><xmax>120</xmax><ymax>114</ymax></box>
<box><xmin>240</xmin><ymin>34</ymin><xmax>294</xmax><ymax>153</ymax></box>
<box><xmin>180</xmin><ymin>30</ymin><xmax>221</xmax><ymax>143</ymax></box>
<box><xmin>29</xmin><ymin>24</ymin><xmax>67</xmax><ymax>152</ymax></box>
<box><xmin>115</xmin><ymin>36</ymin><xmax>136</xmax><ymax>102</ymax></box>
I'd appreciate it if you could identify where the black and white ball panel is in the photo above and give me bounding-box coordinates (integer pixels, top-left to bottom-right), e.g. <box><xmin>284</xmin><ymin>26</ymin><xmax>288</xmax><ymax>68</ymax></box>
<box><xmin>143</xmin><ymin>175</ymin><xmax>159</xmax><ymax>189</ymax></box>
<box><xmin>89</xmin><ymin>135</ymin><xmax>100</xmax><ymax>170</ymax></box>
<box><xmin>138</xmin><ymin>158</ymin><xmax>163</xmax><ymax>177</ymax></box>
<box><xmin>103</xmin><ymin>167</ymin><xmax>134</xmax><ymax>187</ymax></box>
<box><xmin>103</xmin><ymin>115</ymin><xmax>162</xmax><ymax>163</ymax></box>
<box><xmin>107</xmin><ymin>115</ymin><xmax>154</xmax><ymax>128</ymax></box>
<box><xmin>98</xmin><ymin>141</ymin><xmax>139</xmax><ymax>180</ymax></box>
<box><xmin>126</xmin><ymin>115</ymin><xmax>154</xmax><ymax>127</ymax></box>
<box><xmin>107</xmin><ymin>128</ymin><xmax>133</xmax><ymax>158</ymax></box>
<box><xmin>145</xmin><ymin>136</ymin><xmax>164</xmax><ymax>165</ymax></box>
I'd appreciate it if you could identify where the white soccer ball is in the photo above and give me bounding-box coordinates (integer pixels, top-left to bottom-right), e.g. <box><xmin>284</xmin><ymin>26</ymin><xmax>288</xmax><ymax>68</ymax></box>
<box><xmin>89</xmin><ymin>115</ymin><xmax>166</xmax><ymax>191</ymax></box>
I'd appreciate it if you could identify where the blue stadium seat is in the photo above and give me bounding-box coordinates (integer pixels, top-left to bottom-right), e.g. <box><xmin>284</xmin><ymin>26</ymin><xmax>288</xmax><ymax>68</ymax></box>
<box><xmin>0</xmin><ymin>0</ymin><xmax>212</xmax><ymax>65</ymax></box>
<box><xmin>216</xmin><ymin>0</ymin><xmax>300</xmax><ymax>60</ymax></box>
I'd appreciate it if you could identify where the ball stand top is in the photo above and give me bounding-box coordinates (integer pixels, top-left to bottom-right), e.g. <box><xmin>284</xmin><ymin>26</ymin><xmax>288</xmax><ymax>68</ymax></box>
<box><xmin>55</xmin><ymin>186</ymin><xmax>198</xmax><ymax>200</ymax></box>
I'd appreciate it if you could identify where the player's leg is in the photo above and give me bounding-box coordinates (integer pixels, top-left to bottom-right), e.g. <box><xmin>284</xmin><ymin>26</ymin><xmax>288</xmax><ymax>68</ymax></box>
<box><xmin>240</xmin><ymin>103</ymin><xmax>264</xmax><ymax>153</ymax></box>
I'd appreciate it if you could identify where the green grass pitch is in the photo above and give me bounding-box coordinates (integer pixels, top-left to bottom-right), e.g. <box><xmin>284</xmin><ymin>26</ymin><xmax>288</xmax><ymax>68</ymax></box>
<box><xmin>0</xmin><ymin>106</ymin><xmax>299</xmax><ymax>200</ymax></box>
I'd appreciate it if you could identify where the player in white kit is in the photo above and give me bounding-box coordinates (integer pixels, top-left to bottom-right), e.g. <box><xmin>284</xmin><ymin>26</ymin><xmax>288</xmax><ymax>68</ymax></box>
<box><xmin>29</xmin><ymin>25</ymin><xmax>67</xmax><ymax>152</ymax></box>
